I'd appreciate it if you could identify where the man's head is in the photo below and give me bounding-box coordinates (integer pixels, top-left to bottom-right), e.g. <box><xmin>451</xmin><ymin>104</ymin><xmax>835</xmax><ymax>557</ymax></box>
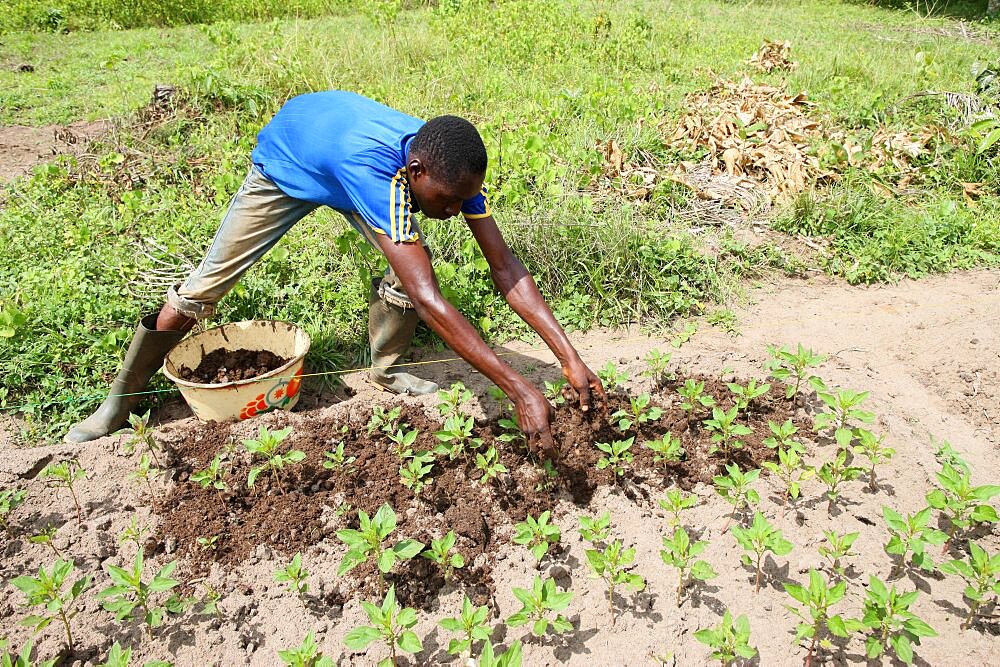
<box><xmin>407</xmin><ymin>115</ymin><xmax>487</xmax><ymax>220</ymax></box>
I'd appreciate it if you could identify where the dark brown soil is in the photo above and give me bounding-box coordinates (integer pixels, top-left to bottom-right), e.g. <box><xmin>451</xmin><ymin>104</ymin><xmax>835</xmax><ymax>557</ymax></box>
<box><xmin>178</xmin><ymin>348</ymin><xmax>290</xmax><ymax>384</ymax></box>
<box><xmin>152</xmin><ymin>375</ymin><xmax>802</xmax><ymax>608</ymax></box>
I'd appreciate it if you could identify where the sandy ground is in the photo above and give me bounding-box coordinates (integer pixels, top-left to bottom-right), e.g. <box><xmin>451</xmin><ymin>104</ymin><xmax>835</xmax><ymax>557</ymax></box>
<box><xmin>0</xmin><ymin>121</ymin><xmax>108</xmax><ymax>186</ymax></box>
<box><xmin>2</xmin><ymin>270</ymin><xmax>999</xmax><ymax>666</ymax></box>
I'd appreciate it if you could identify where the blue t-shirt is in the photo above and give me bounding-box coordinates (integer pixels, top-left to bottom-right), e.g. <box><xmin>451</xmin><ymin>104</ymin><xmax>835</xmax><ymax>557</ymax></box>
<box><xmin>251</xmin><ymin>91</ymin><xmax>490</xmax><ymax>243</ymax></box>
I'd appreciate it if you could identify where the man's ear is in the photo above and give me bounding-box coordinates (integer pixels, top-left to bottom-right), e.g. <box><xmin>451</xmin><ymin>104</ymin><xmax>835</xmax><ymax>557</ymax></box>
<box><xmin>407</xmin><ymin>157</ymin><xmax>427</xmax><ymax>180</ymax></box>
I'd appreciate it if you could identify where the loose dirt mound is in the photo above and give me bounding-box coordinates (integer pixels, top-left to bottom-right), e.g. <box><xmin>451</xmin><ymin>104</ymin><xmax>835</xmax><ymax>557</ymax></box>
<box><xmin>0</xmin><ymin>121</ymin><xmax>108</xmax><ymax>185</ymax></box>
<box><xmin>179</xmin><ymin>349</ymin><xmax>291</xmax><ymax>384</ymax></box>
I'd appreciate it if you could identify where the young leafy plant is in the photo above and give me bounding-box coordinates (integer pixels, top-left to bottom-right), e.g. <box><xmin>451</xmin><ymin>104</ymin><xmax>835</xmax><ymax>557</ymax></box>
<box><xmin>274</xmin><ymin>552</ymin><xmax>310</xmax><ymax>607</ymax></box>
<box><xmin>783</xmin><ymin>569</ymin><xmax>851</xmax><ymax>667</ymax></box>
<box><xmin>0</xmin><ymin>488</ymin><xmax>26</xmax><ymax>534</ymax></box>
<box><xmin>659</xmin><ymin>489</ymin><xmax>698</xmax><ymax>529</ymax></box>
<box><xmin>703</xmin><ymin>407</ymin><xmax>752</xmax><ymax>457</ymax></box>
<box><xmin>497</xmin><ymin>413</ymin><xmax>526</xmax><ymax>450</ymax></box>
<box><xmin>814</xmin><ymin>388</ymin><xmax>874</xmax><ymax>441</ymax></box>
<box><xmin>439</xmin><ymin>595</ymin><xmax>490</xmax><ymax>659</ymax></box>
<box><xmin>322</xmin><ymin>442</ymin><xmax>356</xmax><ymax>473</ymax></box>
<box><xmin>97</xmin><ymin>640</ymin><xmax>175</xmax><ymax>667</ymax></box>
<box><xmin>578</xmin><ymin>512</ymin><xmax>611</xmax><ymax>544</ymax></box>
<box><xmin>11</xmin><ymin>559</ymin><xmax>92</xmax><ymax>653</ymax></box>
<box><xmin>437</xmin><ymin>381</ymin><xmax>473</xmax><ymax>418</ymax></box>
<box><xmin>0</xmin><ymin>638</ymin><xmax>55</xmax><ymax>667</ymax></box>
<box><xmin>336</xmin><ymin>503</ymin><xmax>424</xmax><ymax>595</ymax></box>
<box><xmin>643</xmin><ymin>435</ymin><xmax>684</xmax><ymax>471</ymax></box>
<box><xmin>731</xmin><ymin>511</ymin><xmax>794</xmax><ymax>593</ymax></box>
<box><xmin>816</xmin><ymin>451</ymin><xmax>863</xmax><ymax>513</ymax></box>
<box><xmin>386</xmin><ymin>427</ymin><xmax>419</xmax><ymax>457</ymax></box>
<box><xmin>277</xmin><ymin>631</ymin><xmax>334</xmax><ymax>667</ymax></box>
<box><xmin>118</xmin><ymin>516</ymin><xmax>150</xmax><ymax>550</ymax></box>
<box><xmin>713</xmin><ymin>464</ymin><xmax>760</xmax><ymax>526</ymax></box>
<box><xmin>660</xmin><ymin>526</ymin><xmax>717</xmax><ymax>607</ymax></box>
<box><xmin>41</xmin><ymin>459</ymin><xmax>86</xmax><ymax>525</ymax></box>
<box><xmin>399</xmin><ymin>450</ymin><xmax>435</xmax><ymax>497</ymax></box>
<box><xmin>477</xmin><ymin>640</ymin><xmax>523</xmax><ymax>667</ymax></box>
<box><xmin>368</xmin><ymin>405</ymin><xmax>404</xmax><ymax>435</ymax></box>
<box><xmin>474</xmin><ymin>446</ymin><xmax>508</xmax><ymax>485</ymax></box>
<box><xmin>853</xmin><ymin>576</ymin><xmax>936</xmax><ymax>664</ymax></box>
<box><xmin>344</xmin><ymin>586</ymin><xmax>422</xmax><ymax>667</ymax></box>
<box><xmin>677</xmin><ymin>379</ymin><xmax>715</xmax><ymax>413</ymax></box>
<box><xmin>197</xmin><ymin>536</ymin><xmax>218</xmax><ymax>551</ymax></box>
<box><xmin>585</xmin><ymin>539</ymin><xmax>645</xmax><ymax>625</ymax></box>
<box><xmin>513</xmin><ymin>511</ymin><xmax>561</xmax><ymax>565</ymax></box>
<box><xmin>243</xmin><ymin>426</ymin><xmax>304</xmax><ymax>494</ymax></box>
<box><xmin>596</xmin><ymin>361</ymin><xmax>628</xmax><ymax>391</ymax></box>
<box><xmin>543</xmin><ymin>377</ymin><xmax>568</xmax><ymax>405</ymax></box>
<box><xmin>434</xmin><ymin>414</ymin><xmax>482</xmax><ymax>460</ymax></box>
<box><xmin>727</xmin><ymin>379</ymin><xmax>770</xmax><ymax>413</ymax></box>
<box><xmin>694</xmin><ymin>610</ymin><xmax>757</xmax><ymax>665</ymax></box>
<box><xmin>595</xmin><ymin>437</ymin><xmax>635</xmax><ymax>478</ymax></box>
<box><xmin>98</xmin><ymin>547</ymin><xmax>181</xmax><ymax>637</ymax></box>
<box><xmin>882</xmin><ymin>506</ymin><xmax>948</xmax><ymax>572</ymax></box>
<box><xmin>762</xmin><ymin>419</ymin><xmax>805</xmax><ymax>455</ymax></box>
<box><xmin>190</xmin><ymin>454</ymin><xmax>228</xmax><ymax>506</ymax></box>
<box><xmin>642</xmin><ymin>348</ymin><xmax>673</xmax><ymax>387</ymax></box>
<box><xmin>939</xmin><ymin>540</ymin><xmax>1000</xmax><ymax>630</ymax></box>
<box><xmin>765</xmin><ymin>343</ymin><xmax>826</xmax><ymax>400</ymax></box>
<box><xmin>121</xmin><ymin>410</ymin><xmax>163</xmax><ymax>467</ymax></box>
<box><xmin>762</xmin><ymin>447</ymin><xmax>814</xmax><ymax>506</ymax></box>
<box><xmin>130</xmin><ymin>453</ymin><xmax>158</xmax><ymax>497</ymax></box>
<box><xmin>818</xmin><ymin>530</ymin><xmax>859</xmax><ymax>579</ymax></box>
<box><xmin>506</xmin><ymin>576</ymin><xmax>573</xmax><ymax>637</ymax></box>
<box><xmin>925</xmin><ymin>461</ymin><xmax>1000</xmax><ymax>545</ymax></box>
<box><xmin>421</xmin><ymin>531</ymin><xmax>465</xmax><ymax>583</ymax></box>
<box><xmin>28</xmin><ymin>524</ymin><xmax>62</xmax><ymax>558</ymax></box>
<box><xmin>852</xmin><ymin>429</ymin><xmax>894</xmax><ymax>492</ymax></box>
<box><xmin>611</xmin><ymin>393</ymin><xmax>663</xmax><ymax>431</ymax></box>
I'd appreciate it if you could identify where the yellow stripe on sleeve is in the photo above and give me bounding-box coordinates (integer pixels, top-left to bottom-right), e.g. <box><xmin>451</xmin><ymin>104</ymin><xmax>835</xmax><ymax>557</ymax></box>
<box><xmin>389</xmin><ymin>169</ymin><xmax>401</xmax><ymax>242</ymax></box>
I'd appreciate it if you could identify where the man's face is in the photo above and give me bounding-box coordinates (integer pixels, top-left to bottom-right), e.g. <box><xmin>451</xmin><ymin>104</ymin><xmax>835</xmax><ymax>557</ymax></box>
<box><xmin>408</xmin><ymin>159</ymin><xmax>484</xmax><ymax>220</ymax></box>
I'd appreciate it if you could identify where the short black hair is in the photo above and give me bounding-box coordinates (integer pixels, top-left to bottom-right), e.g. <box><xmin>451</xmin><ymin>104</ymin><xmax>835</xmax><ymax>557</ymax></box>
<box><xmin>410</xmin><ymin>115</ymin><xmax>487</xmax><ymax>183</ymax></box>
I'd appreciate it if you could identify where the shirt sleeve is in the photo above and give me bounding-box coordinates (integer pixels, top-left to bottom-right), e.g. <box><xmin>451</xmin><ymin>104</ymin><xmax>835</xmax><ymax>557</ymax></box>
<box><xmin>340</xmin><ymin>154</ymin><xmax>420</xmax><ymax>243</ymax></box>
<box><xmin>462</xmin><ymin>186</ymin><xmax>491</xmax><ymax>220</ymax></box>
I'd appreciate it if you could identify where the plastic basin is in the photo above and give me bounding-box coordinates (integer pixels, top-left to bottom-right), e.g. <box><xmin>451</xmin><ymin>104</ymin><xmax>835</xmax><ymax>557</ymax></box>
<box><xmin>163</xmin><ymin>320</ymin><xmax>310</xmax><ymax>422</ymax></box>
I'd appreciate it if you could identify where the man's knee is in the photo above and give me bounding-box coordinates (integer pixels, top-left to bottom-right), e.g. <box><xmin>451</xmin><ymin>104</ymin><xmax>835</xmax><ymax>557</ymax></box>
<box><xmin>166</xmin><ymin>283</ymin><xmax>218</xmax><ymax>320</ymax></box>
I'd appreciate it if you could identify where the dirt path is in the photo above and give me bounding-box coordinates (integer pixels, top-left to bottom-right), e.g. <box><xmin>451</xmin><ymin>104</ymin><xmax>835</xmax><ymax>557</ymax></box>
<box><xmin>0</xmin><ymin>121</ymin><xmax>108</xmax><ymax>185</ymax></box>
<box><xmin>1</xmin><ymin>270</ymin><xmax>998</xmax><ymax>666</ymax></box>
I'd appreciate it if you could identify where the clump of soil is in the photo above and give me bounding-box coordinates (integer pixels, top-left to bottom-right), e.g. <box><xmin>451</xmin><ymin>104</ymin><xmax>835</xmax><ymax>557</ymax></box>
<box><xmin>178</xmin><ymin>348</ymin><xmax>289</xmax><ymax>384</ymax></box>
<box><xmin>153</xmin><ymin>375</ymin><xmax>801</xmax><ymax>609</ymax></box>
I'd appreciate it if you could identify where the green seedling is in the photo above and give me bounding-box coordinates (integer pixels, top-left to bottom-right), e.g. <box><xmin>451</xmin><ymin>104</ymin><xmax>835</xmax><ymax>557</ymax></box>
<box><xmin>196</xmin><ymin>536</ymin><xmax>218</xmax><ymax>551</ymax></box>
<box><xmin>596</xmin><ymin>361</ymin><xmax>628</xmax><ymax>391</ymax></box>
<box><xmin>596</xmin><ymin>437</ymin><xmax>635</xmax><ymax>477</ymax></box>
<box><xmin>0</xmin><ymin>488</ymin><xmax>26</xmax><ymax>533</ymax></box>
<box><xmin>585</xmin><ymin>539</ymin><xmax>645</xmax><ymax>625</ymax></box>
<box><xmin>931</xmin><ymin>439</ymin><xmax>969</xmax><ymax>473</ymax></box>
<box><xmin>190</xmin><ymin>454</ymin><xmax>227</xmax><ymax>505</ymax></box>
<box><xmin>611</xmin><ymin>393</ymin><xmax>662</xmax><ymax>431</ymax></box>
<box><xmin>543</xmin><ymin>377</ymin><xmax>568</xmax><ymax>405</ymax></box>
<box><xmin>399</xmin><ymin>450</ymin><xmax>435</xmax><ymax>496</ymax></box>
<box><xmin>98</xmin><ymin>547</ymin><xmax>181</xmax><ymax>637</ymax></box>
<box><xmin>322</xmin><ymin>442</ymin><xmax>357</xmax><ymax>473</ymax></box>
<box><xmin>278</xmin><ymin>631</ymin><xmax>334</xmax><ymax>667</ymax></box>
<box><xmin>643</xmin><ymin>435</ymin><xmax>684</xmax><ymax>470</ymax></box>
<box><xmin>882</xmin><ymin>506</ymin><xmax>948</xmax><ymax>572</ymax></box>
<box><xmin>474</xmin><ymin>446</ymin><xmax>508</xmax><ymax>485</ymax></box>
<box><xmin>477</xmin><ymin>641</ymin><xmax>522</xmax><ymax>667</ymax></box>
<box><xmin>578</xmin><ymin>512</ymin><xmax>611</xmax><ymax>544</ymax></box>
<box><xmin>762</xmin><ymin>447</ymin><xmax>814</xmax><ymax>505</ymax></box>
<box><xmin>694</xmin><ymin>610</ymin><xmax>757</xmax><ymax>665</ymax></box>
<box><xmin>507</xmin><ymin>575</ymin><xmax>573</xmax><ymax>636</ymax></box>
<box><xmin>439</xmin><ymin>595</ymin><xmax>490</xmax><ymax>658</ymax></box>
<box><xmin>197</xmin><ymin>583</ymin><xmax>222</xmax><ymax>618</ymax></box>
<box><xmin>765</xmin><ymin>343</ymin><xmax>826</xmax><ymax>400</ymax></box>
<box><xmin>275</xmin><ymin>552</ymin><xmax>310</xmax><ymax>606</ymax></box>
<box><xmin>421</xmin><ymin>531</ymin><xmax>465</xmax><ymax>582</ymax></box>
<box><xmin>488</xmin><ymin>386</ymin><xmax>514</xmax><ymax>416</ymax></box>
<box><xmin>130</xmin><ymin>454</ymin><xmax>158</xmax><ymax>497</ymax></box>
<box><xmin>816</xmin><ymin>451</ymin><xmax>863</xmax><ymax>513</ymax></box>
<box><xmin>119</xmin><ymin>516</ymin><xmax>150</xmax><ymax>549</ymax></box>
<box><xmin>121</xmin><ymin>411</ymin><xmax>163</xmax><ymax>467</ymax></box>
<box><xmin>434</xmin><ymin>414</ymin><xmax>482</xmax><ymax>460</ymax></box>
<box><xmin>513</xmin><ymin>510</ymin><xmax>561</xmax><ymax>565</ymax></box>
<box><xmin>658</xmin><ymin>489</ymin><xmax>698</xmax><ymax>529</ymax></box>
<box><xmin>731</xmin><ymin>511</ymin><xmax>794</xmax><ymax>593</ymax></box>
<box><xmin>41</xmin><ymin>459</ymin><xmax>86</xmax><ymax>525</ymax></box>
<box><xmin>814</xmin><ymin>388</ymin><xmax>874</xmax><ymax>441</ymax></box>
<box><xmin>533</xmin><ymin>459</ymin><xmax>559</xmax><ymax>492</ymax></box>
<box><xmin>713</xmin><ymin>464</ymin><xmax>760</xmax><ymax>525</ymax></box>
<box><xmin>677</xmin><ymin>379</ymin><xmax>715</xmax><ymax>413</ymax></box>
<box><xmin>437</xmin><ymin>381</ymin><xmax>473</xmax><ymax>418</ymax></box>
<box><xmin>851</xmin><ymin>429</ymin><xmax>894</xmax><ymax>492</ymax></box>
<box><xmin>368</xmin><ymin>405</ymin><xmax>404</xmax><ymax>435</ymax></box>
<box><xmin>660</xmin><ymin>526</ymin><xmax>717</xmax><ymax>607</ymax></box>
<box><xmin>940</xmin><ymin>540</ymin><xmax>1000</xmax><ymax>630</ymax></box>
<box><xmin>243</xmin><ymin>426</ymin><xmax>304</xmax><ymax>494</ymax></box>
<box><xmin>783</xmin><ymin>570</ymin><xmax>851</xmax><ymax>667</ymax></box>
<box><xmin>28</xmin><ymin>524</ymin><xmax>62</xmax><ymax>558</ymax></box>
<box><xmin>925</xmin><ymin>462</ymin><xmax>1000</xmax><ymax>545</ymax></box>
<box><xmin>345</xmin><ymin>585</ymin><xmax>422</xmax><ymax>667</ymax></box>
<box><xmin>97</xmin><ymin>641</ymin><xmax>174</xmax><ymax>667</ymax></box>
<box><xmin>853</xmin><ymin>576</ymin><xmax>936</xmax><ymax>664</ymax></box>
<box><xmin>727</xmin><ymin>379</ymin><xmax>770</xmax><ymax>413</ymax></box>
<box><xmin>642</xmin><ymin>348</ymin><xmax>673</xmax><ymax>386</ymax></box>
<box><xmin>387</xmin><ymin>427</ymin><xmax>419</xmax><ymax>457</ymax></box>
<box><xmin>818</xmin><ymin>530</ymin><xmax>859</xmax><ymax>579</ymax></box>
<box><xmin>0</xmin><ymin>638</ymin><xmax>55</xmax><ymax>667</ymax></box>
<box><xmin>703</xmin><ymin>407</ymin><xmax>752</xmax><ymax>457</ymax></box>
<box><xmin>336</xmin><ymin>503</ymin><xmax>423</xmax><ymax>595</ymax></box>
<box><xmin>497</xmin><ymin>413</ymin><xmax>526</xmax><ymax>449</ymax></box>
<box><xmin>671</xmin><ymin>322</ymin><xmax>698</xmax><ymax>348</ymax></box>
<box><xmin>12</xmin><ymin>559</ymin><xmax>92</xmax><ymax>653</ymax></box>
<box><xmin>762</xmin><ymin>419</ymin><xmax>805</xmax><ymax>455</ymax></box>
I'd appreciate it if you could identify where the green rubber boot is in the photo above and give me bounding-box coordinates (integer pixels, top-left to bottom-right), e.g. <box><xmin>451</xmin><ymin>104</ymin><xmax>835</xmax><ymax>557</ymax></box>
<box><xmin>64</xmin><ymin>314</ymin><xmax>186</xmax><ymax>444</ymax></box>
<box><xmin>368</xmin><ymin>280</ymin><xmax>438</xmax><ymax>396</ymax></box>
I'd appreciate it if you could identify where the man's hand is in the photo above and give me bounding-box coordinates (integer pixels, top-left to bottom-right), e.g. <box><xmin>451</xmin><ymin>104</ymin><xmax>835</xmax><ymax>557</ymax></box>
<box><xmin>562</xmin><ymin>357</ymin><xmax>608</xmax><ymax>415</ymax></box>
<box><xmin>511</xmin><ymin>384</ymin><xmax>557</xmax><ymax>460</ymax></box>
